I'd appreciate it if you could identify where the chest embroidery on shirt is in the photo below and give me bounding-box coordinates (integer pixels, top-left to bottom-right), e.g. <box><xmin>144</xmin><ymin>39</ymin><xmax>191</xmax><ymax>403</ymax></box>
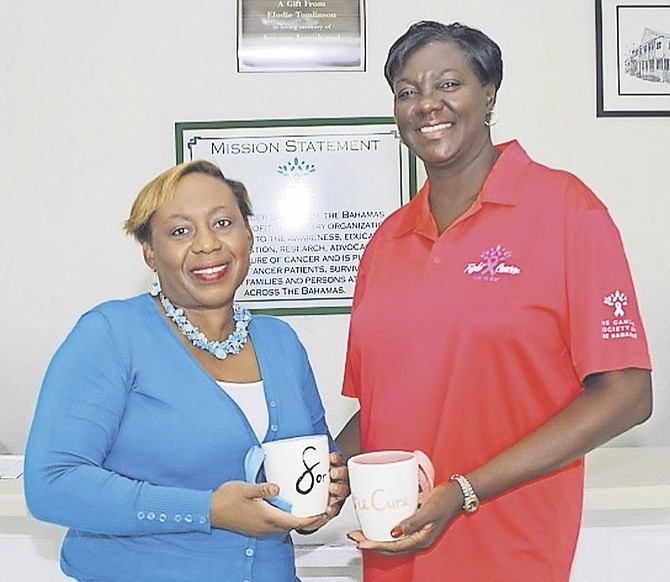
<box><xmin>463</xmin><ymin>244</ymin><xmax>522</xmax><ymax>282</ymax></box>
<box><xmin>601</xmin><ymin>290</ymin><xmax>639</xmax><ymax>340</ymax></box>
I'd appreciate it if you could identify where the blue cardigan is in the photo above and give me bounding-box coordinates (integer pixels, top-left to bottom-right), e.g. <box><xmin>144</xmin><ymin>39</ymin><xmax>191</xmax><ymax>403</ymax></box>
<box><xmin>24</xmin><ymin>294</ymin><xmax>334</xmax><ymax>582</ymax></box>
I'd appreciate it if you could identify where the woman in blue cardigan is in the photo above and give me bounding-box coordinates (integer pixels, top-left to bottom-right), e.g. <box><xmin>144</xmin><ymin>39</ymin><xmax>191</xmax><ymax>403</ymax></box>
<box><xmin>24</xmin><ymin>160</ymin><xmax>348</xmax><ymax>581</ymax></box>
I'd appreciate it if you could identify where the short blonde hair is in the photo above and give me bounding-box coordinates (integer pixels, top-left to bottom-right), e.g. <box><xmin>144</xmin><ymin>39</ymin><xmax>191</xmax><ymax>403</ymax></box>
<box><xmin>124</xmin><ymin>160</ymin><xmax>253</xmax><ymax>243</ymax></box>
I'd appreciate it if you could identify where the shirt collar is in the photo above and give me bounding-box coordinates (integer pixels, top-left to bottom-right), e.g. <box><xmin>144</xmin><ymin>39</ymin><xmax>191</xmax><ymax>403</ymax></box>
<box><xmin>393</xmin><ymin>140</ymin><xmax>532</xmax><ymax>238</ymax></box>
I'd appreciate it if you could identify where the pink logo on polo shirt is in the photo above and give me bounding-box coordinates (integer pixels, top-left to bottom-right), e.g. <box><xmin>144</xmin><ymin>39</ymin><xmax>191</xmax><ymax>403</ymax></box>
<box><xmin>601</xmin><ymin>290</ymin><xmax>639</xmax><ymax>340</ymax></box>
<box><xmin>464</xmin><ymin>244</ymin><xmax>521</xmax><ymax>282</ymax></box>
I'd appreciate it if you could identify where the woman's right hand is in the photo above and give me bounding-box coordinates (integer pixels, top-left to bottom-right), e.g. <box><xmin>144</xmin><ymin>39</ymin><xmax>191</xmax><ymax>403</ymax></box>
<box><xmin>347</xmin><ymin>481</ymin><xmax>463</xmax><ymax>555</ymax></box>
<box><xmin>210</xmin><ymin>481</ymin><xmax>324</xmax><ymax>536</ymax></box>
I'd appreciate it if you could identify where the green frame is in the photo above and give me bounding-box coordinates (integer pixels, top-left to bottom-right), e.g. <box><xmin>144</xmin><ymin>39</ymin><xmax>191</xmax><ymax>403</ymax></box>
<box><xmin>175</xmin><ymin>117</ymin><xmax>417</xmax><ymax>315</ymax></box>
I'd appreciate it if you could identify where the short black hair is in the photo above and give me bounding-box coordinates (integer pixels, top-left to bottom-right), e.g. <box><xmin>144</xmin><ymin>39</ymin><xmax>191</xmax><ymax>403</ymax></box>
<box><xmin>384</xmin><ymin>21</ymin><xmax>503</xmax><ymax>93</ymax></box>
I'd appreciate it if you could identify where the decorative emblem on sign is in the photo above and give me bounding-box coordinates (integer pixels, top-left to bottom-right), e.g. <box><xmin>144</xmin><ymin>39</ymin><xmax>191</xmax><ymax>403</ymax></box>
<box><xmin>278</xmin><ymin>157</ymin><xmax>316</xmax><ymax>177</ymax></box>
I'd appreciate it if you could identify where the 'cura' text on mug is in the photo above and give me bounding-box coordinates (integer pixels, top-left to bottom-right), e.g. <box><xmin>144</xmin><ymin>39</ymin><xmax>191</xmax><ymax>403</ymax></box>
<box><xmin>353</xmin><ymin>488</ymin><xmax>410</xmax><ymax>512</ymax></box>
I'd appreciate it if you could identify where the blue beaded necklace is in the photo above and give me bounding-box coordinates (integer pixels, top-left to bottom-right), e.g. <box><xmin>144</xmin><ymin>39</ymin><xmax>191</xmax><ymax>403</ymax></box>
<box><xmin>159</xmin><ymin>292</ymin><xmax>252</xmax><ymax>360</ymax></box>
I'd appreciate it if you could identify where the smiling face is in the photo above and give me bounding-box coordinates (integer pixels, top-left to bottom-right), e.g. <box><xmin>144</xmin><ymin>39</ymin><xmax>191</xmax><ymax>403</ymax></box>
<box><xmin>392</xmin><ymin>40</ymin><xmax>496</xmax><ymax>173</ymax></box>
<box><xmin>142</xmin><ymin>172</ymin><xmax>253</xmax><ymax>313</ymax></box>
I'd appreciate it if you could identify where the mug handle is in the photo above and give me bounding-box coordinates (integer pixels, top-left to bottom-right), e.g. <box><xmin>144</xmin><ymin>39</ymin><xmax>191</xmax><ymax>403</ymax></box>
<box><xmin>413</xmin><ymin>450</ymin><xmax>435</xmax><ymax>502</ymax></box>
<box><xmin>243</xmin><ymin>445</ymin><xmax>293</xmax><ymax>513</ymax></box>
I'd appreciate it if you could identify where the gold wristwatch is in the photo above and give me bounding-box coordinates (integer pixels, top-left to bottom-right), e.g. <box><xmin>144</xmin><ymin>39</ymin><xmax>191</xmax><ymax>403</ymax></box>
<box><xmin>450</xmin><ymin>474</ymin><xmax>480</xmax><ymax>513</ymax></box>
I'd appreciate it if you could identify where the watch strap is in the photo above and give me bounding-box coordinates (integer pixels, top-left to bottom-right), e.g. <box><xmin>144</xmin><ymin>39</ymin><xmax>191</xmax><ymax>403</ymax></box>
<box><xmin>450</xmin><ymin>473</ymin><xmax>480</xmax><ymax>513</ymax></box>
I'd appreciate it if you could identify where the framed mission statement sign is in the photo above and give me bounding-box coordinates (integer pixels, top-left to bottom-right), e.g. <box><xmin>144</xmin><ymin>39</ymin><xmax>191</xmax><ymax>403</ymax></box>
<box><xmin>176</xmin><ymin>117</ymin><xmax>416</xmax><ymax>314</ymax></box>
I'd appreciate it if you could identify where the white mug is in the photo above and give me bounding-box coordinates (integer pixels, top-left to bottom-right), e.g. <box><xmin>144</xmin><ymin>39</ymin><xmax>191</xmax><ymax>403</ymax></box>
<box><xmin>261</xmin><ymin>434</ymin><xmax>330</xmax><ymax>518</ymax></box>
<box><xmin>347</xmin><ymin>450</ymin><xmax>434</xmax><ymax>541</ymax></box>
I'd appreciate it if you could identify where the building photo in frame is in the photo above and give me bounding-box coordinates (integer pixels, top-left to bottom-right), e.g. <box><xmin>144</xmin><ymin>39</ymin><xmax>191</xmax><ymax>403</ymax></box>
<box><xmin>596</xmin><ymin>0</ymin><xmax>670</xmax><ymax>116</ymax></box>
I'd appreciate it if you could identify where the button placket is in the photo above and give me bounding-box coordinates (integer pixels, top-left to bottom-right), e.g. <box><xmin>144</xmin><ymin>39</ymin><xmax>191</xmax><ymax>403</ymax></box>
<box><xmin>242</xmin><ymin>537</ymin><xmax>258</xmax><ymax>581</ymax></box>
<box><xmin>265</xmin><ymin>380</ymin><xmax>279</xmax><ymax>439</ymax></box>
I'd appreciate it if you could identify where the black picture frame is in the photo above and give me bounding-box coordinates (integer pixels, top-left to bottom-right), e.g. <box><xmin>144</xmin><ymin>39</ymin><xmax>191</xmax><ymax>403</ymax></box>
<box><xmin>596</xmin><ymin>0</ymin><xmax>670</xmax><ymax>117</ymax></box>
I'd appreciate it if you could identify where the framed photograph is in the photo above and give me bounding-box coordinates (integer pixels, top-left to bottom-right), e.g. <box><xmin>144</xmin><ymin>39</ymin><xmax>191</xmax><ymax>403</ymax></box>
<box><xmin>596</xmin><ymin>0</ymin><xmax>670</xmax><ymax>116</ymax></box>
<box><xmin>175</xmin><ymin>117</ymin><xmax>416</xmax><ymax>315</ymax></box>
<box><xmin>237</xmin><ymin>0</ymin><xmax>366</xmax><ymax>72</ymax></box>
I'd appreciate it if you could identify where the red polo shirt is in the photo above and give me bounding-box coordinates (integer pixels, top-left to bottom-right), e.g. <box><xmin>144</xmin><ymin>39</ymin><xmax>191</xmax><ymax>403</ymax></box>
<box><xmin>342</xmin><ymin>141</ymin><xmax>651</xmax><ymax>581</ymax></box>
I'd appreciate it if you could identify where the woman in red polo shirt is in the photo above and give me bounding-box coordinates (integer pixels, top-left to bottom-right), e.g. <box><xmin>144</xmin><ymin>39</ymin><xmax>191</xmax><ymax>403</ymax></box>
<box><xmin>337</xmin><ymin>21</ymin><xmax>652</xmax><ymax>582</ymax></box>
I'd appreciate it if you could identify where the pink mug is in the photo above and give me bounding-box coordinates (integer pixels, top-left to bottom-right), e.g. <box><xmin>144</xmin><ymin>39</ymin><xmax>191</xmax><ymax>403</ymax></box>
<box><xmin>347</xmin><ymin>450</ymin><xmax>435</xmax><ymax>541</ymax></box>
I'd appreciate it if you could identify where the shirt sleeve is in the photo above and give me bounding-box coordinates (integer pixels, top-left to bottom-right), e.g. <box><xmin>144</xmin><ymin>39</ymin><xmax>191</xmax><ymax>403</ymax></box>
<box><xmin>24</xmin><ymin>310</ymin><xmax>213</xmax><ymax>535</ymax></box>
<box><xmin>564</xmin><ymin>193</ymin><xmax>651</xmax><ymax>381</ymax></box>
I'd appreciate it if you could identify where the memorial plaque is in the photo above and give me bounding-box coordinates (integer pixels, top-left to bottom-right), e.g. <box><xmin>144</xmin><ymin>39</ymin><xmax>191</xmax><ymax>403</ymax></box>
<box><xmin>237</xmin><ymin>0</ymin><xmax>366</xmax><ymax>72</ymax></box>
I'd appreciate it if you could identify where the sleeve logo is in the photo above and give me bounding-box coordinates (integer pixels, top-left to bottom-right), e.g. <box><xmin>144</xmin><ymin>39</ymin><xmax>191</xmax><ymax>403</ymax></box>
<box><xmin>602</xmin><ymin>290</ymin><xmax>638</xmax><ymax>340</ymax></box>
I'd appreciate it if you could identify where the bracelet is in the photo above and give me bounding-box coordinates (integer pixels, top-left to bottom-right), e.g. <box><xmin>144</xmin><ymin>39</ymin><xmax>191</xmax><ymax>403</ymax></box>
<box><xmin>450</xmin><ymin>474</ymin><xmax>480</xmax><ymax>513</ymax></box>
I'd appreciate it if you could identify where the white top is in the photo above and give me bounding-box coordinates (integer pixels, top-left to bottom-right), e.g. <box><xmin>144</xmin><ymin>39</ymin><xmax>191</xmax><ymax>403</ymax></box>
<box><xmin>216</xmin><ymin>380</ymin><xmax>269</xmax><ymax>442</ymax></box>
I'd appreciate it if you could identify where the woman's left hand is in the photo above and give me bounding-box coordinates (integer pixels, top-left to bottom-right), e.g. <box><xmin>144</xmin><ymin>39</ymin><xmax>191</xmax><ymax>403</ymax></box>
<box><xmin>347</xmin><ymin>482</ymin><xmax>463</xmax><ymax>555</ymax></box>
<box><xmin>295</xmin><ymin>452</ymin><xmax>350</xmax><ymax>534</ymax></box>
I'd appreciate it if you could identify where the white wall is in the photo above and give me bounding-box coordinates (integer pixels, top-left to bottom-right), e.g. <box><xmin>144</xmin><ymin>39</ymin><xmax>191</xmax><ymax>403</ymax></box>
<box><xmin>1</xmin><ymin>0</ymin><xmax>668</xmax><ymax>454</ymax></box>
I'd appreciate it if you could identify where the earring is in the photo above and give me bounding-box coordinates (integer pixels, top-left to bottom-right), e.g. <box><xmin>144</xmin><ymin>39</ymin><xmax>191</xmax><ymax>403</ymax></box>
<box><xmin>149</xmin><ymin>270</ymin><xmax>161</xmax><ymax>297</ymax></box>
<box><xmin>484</xmin><ymin>111</ymin><xmax>498</xmax><ymax>127</ymax></box>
